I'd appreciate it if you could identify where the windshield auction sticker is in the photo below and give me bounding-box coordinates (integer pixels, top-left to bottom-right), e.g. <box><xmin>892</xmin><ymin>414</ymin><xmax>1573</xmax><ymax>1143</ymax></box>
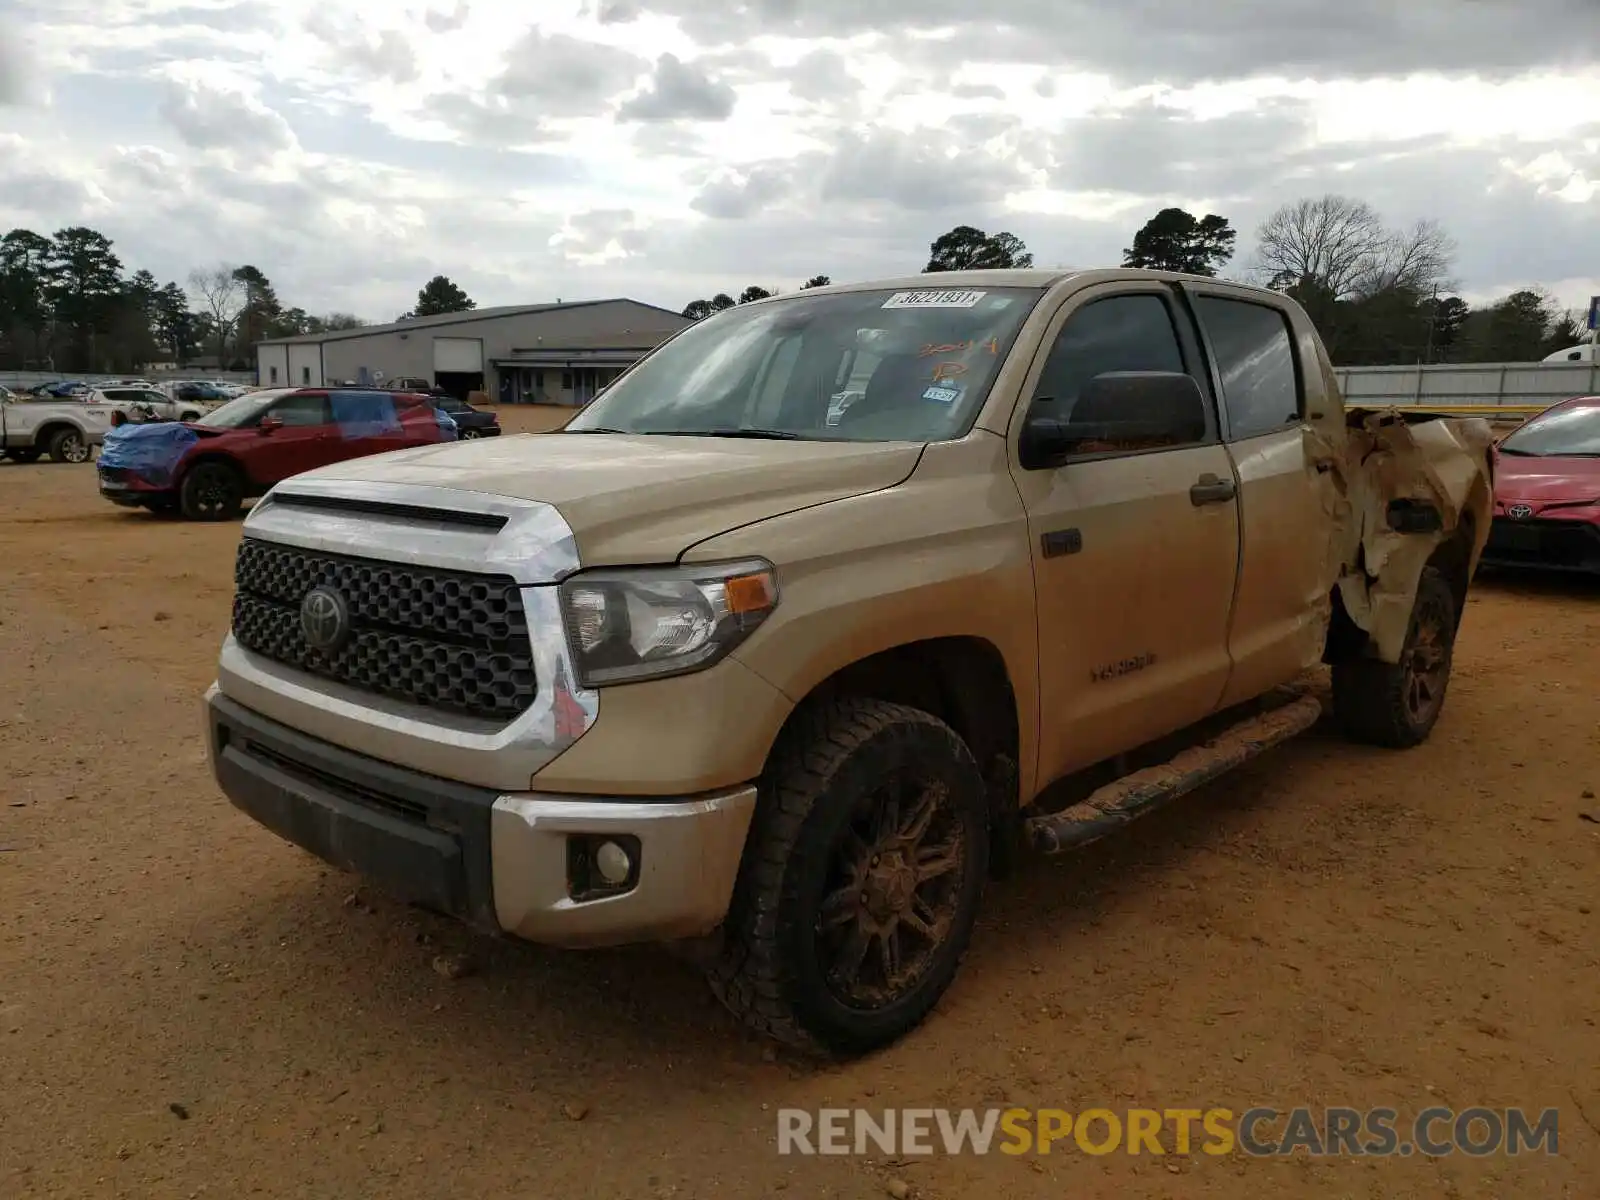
<box><xmin>881</xmin><ymin>290</ymin><xmax>987</xmax><ymax>309</ymax></box>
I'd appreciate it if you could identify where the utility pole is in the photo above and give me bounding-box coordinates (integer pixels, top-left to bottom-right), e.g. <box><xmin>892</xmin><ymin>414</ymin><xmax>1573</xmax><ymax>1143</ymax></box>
<box><xmin>1422</xmin><ymin>284</ymin><xmax>1438</xmax><ymax>365</ymax></box>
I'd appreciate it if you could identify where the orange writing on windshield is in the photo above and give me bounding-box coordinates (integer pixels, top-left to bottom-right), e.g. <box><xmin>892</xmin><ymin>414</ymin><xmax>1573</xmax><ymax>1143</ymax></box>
<box><xmin>919</xmin><ymin>337</ymin><xmax>999</xmax><ymax>357</ymax></box>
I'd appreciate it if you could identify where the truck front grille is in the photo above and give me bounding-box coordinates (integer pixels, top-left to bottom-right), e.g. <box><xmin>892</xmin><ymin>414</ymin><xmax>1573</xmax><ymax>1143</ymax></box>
<box><xmin>230</xmin><ymin>538</ymin><xmax>538</xmax><ymax>721</ymax></box>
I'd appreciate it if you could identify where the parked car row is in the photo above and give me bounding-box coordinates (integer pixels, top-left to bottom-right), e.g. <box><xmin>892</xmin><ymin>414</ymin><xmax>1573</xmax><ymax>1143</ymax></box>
<box><xmin>6</xmin><ymin>378</ymin><xmax>248</xmax><ymax>402</ymax></box>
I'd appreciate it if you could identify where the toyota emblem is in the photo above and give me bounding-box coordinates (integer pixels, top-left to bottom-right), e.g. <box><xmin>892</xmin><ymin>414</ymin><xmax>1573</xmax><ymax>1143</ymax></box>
<box><xmin>1506</xmin><ymin>503</ymin><xmax>1534</xmax><ymax>520</ymax></box>
<box><xmin>300</xmin><ymin>586</ymin><xmax>351</xmax><ymax>652</ymax></box>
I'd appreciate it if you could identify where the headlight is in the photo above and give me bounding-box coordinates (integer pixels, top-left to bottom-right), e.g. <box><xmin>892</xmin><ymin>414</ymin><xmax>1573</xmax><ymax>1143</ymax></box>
<box><xmin>558</xmin><ymin>559</ymin><xmax>779</xmax><ymax>687</ymax></box>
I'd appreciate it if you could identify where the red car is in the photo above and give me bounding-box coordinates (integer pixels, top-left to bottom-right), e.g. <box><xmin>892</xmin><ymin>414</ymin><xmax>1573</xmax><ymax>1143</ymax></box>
<box><xmin>1481</xmin><ymin>394</ymin><xmax>1600</xmax><ymax>575</ymax></box>
<box><xmin>96</xmin><ymin>387</ymin><xmax>458</xmax><ymax>520</ymax></box>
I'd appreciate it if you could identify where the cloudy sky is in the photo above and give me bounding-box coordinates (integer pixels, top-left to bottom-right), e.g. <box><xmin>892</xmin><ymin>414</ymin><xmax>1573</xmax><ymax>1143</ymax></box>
<box><xmin>1</xmin><ymin>0</ymin><xmax>1598</xmax><ymax>323</ymax></box>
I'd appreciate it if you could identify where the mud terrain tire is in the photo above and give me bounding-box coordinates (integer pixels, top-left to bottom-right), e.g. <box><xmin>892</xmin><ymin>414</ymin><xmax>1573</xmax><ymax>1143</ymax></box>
<box><xmin>707</xmin><ymin>698</ymin><xmax>989</xmax><ymax>1057</ymax></box>
<box><xmin>1332</xmin><ymin>565</ymin><xmax>1458</xmax><ymax>749</ymax></box>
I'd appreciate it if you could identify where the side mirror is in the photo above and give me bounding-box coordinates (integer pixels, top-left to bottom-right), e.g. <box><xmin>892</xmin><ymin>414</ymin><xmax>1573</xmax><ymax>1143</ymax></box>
<box><xmin>1019</xmin><ymin>371</ymin><xmax>1208</xmax><ymax>469</ymax></box>
<box><xmin>258</xmin><ymin>415</ymin><xmax>283</xmax><ymax>434</ymax></box>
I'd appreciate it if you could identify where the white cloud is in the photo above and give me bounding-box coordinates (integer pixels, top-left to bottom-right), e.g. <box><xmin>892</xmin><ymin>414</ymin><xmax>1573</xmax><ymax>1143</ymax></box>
<box><xmin>157</xmin><ymin>75</ymin><xmax>298</xmax><ymax>155</ymax></box>
<box><xmin>0</xmin><ymin>0</ymin><xmax>1596</xmax><ymax>321</ymax></box>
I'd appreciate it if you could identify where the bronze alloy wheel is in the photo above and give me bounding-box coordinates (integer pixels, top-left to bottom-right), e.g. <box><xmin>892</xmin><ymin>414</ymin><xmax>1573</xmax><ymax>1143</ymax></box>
<box><xmin>815</xmin><ymin>768</ymin><xmax>966</xmax><ymax>1011</ymax></box>
<box><xmin>1331</xmin><ymin>563</ymin><xmax>1459</xmax><ymax>749</ymax></box>
<box><xmin>707</xmin><ymin>698</ymin><xmax>990</xmax><ymax>1057</ymax></box>
<box><xmin>1402</xmin><ymin>586</ymin><xmax>1452</xmax><ymax>728</ymax></box>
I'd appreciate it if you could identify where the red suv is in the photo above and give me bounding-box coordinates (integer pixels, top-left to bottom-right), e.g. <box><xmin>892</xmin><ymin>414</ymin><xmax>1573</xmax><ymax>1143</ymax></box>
<box><xmin>96</xmin><ymin>388</ymin><xmax>458</xmax><ymax>520</ymax></box>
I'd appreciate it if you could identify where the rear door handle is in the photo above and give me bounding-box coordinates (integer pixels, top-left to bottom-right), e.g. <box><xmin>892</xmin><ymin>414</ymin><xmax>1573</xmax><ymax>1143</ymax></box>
<box><xmin>1190</xmin><ymin>473</ymin><xmax>1236</xmax><ymax>506</ymax></box>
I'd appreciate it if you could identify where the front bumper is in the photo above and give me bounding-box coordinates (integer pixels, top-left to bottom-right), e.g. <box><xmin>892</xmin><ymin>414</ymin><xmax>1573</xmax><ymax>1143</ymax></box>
<box><xmin>205</xmin><ymin>686</ymin><xmax>757</xmax><ymax>948</ymax></box>
<box><xmin>98</xmin><ymin>465</ymin><xmax>172</xmax><ymax>507</ymax></box>
<box><xmin>1480</xmin><ymin>515</ymin><xmax>1600</xmax><ymax>575</ymax></box>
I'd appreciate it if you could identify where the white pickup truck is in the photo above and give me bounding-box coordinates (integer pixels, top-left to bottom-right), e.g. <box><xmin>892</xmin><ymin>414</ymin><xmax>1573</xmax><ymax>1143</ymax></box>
<box><xmin>0</xmin><ymin>394</ymin><xmax>117</xmax><ymax>463</ymax></box>
<box><xmin>92</xmin><ymin>385</ymin><xmax>216</xmax><ymax>423</ymax></box>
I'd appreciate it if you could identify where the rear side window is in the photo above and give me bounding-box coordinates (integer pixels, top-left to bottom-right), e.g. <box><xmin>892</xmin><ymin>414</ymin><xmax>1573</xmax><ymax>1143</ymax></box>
<box><xmin>271</xmin><ymin>393</ymin><xmax>330</xmax><ymax>426</ymax></box>
<box><xmin>1193</xmin><ymin>297</ymin><xmax>1301</xmax><ymax>440</ymax></box>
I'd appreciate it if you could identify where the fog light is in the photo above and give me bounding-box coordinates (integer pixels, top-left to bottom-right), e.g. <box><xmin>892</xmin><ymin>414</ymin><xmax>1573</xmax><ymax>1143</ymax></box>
<box><xmin>566</xmin><ymin>833</ymin><xmax>642</xmax><ymax>901</ymax></box>
<box><xmin>594</xmin><ymin>840</ymin><xmax>632</xmax><ymax>885</ymax></box>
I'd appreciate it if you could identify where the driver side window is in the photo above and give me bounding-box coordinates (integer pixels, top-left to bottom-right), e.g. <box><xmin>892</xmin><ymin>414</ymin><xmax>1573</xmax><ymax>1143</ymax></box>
<box><xmin>1032</xmin><ymin>295</ymin><xmax>1183</xmax><ymax>417</ymax></box>
<box><xmin>1024</xmin><ymin>292</ymin><xmax>1209</xmax><ymax>464</ymax></box>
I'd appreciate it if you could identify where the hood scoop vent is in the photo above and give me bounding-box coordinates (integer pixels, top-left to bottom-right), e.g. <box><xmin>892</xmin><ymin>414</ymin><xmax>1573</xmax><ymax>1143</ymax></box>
<box><xmin>269</xmin><ymin>490</ymin><xmax>510</xmax><ymax>531</ymax></box>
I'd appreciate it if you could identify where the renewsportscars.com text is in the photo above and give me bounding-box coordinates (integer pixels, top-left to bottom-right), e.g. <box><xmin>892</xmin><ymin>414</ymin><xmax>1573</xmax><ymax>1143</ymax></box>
<box><xmin>776</xmin><ymin>1106</ymin><xmax>1560</xmax><ymax>1158</ymax></box>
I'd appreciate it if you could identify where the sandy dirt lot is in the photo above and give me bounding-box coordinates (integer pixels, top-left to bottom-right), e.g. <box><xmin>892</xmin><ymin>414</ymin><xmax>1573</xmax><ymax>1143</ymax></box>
<box><xmin>2</xmin><ymin>427</ymin><xmax>1597</xmax><ymax>1199</ymax></box>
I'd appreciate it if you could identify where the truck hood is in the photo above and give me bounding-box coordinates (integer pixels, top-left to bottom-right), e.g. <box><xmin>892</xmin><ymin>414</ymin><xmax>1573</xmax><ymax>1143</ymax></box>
<box><xmin>284</xmin><ymin>431</ymin><xmax>925</xmax><ymax>564</ymax></box>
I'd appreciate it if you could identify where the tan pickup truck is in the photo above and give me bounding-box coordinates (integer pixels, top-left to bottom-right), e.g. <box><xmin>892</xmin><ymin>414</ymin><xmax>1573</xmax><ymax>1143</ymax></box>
<box><xmin>203</xmin><ymin>268</ymin><xmax>1493</xmax><ymax>1056</ymax></box>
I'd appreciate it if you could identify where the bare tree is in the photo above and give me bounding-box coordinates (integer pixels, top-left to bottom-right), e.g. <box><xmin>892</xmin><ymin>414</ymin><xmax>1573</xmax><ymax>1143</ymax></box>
<box><xmin>188</xmin><ymin>265</ymin><xmax>244</xmax><ymax>363</ymax></box>
<box><xmin>1253</xmin><ymin>196</ymin><xmax>1455</xmax><ymax>301</ymax></box>
<box><xmin>1252</xmin><ymin>195</ymin><xmax>1390</xmax><ymax>299</ymax></box>
<box><xmin>1364</xmin><ymin>218</ymin><xmax>1457</xmax><ymax>296</ymax></box>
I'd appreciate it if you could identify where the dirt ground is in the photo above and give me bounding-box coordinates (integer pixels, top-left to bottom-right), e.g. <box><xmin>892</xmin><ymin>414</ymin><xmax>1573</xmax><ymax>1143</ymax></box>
<box><xmin>2</xmin><ymin>420</ymin><xmax>1597</xmax><ymax>1199</ymax></box>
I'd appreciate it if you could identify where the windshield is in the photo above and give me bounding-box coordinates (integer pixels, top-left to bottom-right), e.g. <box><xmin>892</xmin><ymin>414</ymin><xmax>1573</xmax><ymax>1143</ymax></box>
<box><xmin>1498</xmin><ymin>401</ymin><xmax>1600</xmax><ymax>456</ymax></box>
<box><xmin>195</xmin><ymin>392</ymin><xmax>282</xmax><ymax>428</ymax></box>
<box><xmin>565</xmin><ymin>286</ymin><xmax>1044</xmax><ymax>441</ymax></box>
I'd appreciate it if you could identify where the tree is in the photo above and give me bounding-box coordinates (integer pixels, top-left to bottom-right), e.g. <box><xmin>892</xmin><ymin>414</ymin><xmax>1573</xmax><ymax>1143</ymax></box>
<box><xmin>1460</xmin><ymin>289</ymin><xmax>1560</xmax><ymax>362</ymax></box>
<box><xmin>1543</xmin><ymin>307</ymin><xmax>1584</xmax><ymax>355</ymax></box>
<box><xmin>320</xmin><ymin>312</ymin><xmax>367</xmax><ymax>331</ymax></box>
<box><xmin>0</xmin><ymin>229</ymin><xmax>56</xmax><ymax>367</ymax></box>
<box><xmin>153</xmin><ymin>282</ymin><xmax>200</xmax><ymax>362</ymax></box>
<box><xmin>1255</xmin><ymin>195</ymin><xmax>1391</xmax><ymax>301</ymax></box>
<box><xmin>1424</xmin><ymin>295</ymin><xmax>1470</xmax><ymax>362</ymax></box>
<box><xmin>802</xmin><ymin>275</ymin><xmax>831</xmax><ymax>289</ymax></box>
<box><xmin>47</xmin><ymin>227</ymin><xmax>125</xmax><ymax>369</ymax></box>
<box><xmin>681</xmin><ymin>292</ymin><xmax>738</xmax><ymax>320</ymax></box>
<box><xmin>232</xmin><ymin>265</ymin><xmax>281</xmax><ymax>359</ymax></box>
<box><xmin>189</xmin><ymin>265</ymin><xmax>244</xmax><ymax>363</ymax></box>
<box><xmin>1122</xmin><ymin>208</ymin><xmax>1236</xmax><ymax>275</ymax></box>
<box><xmin>414</xmin><ymin>274</ymin><xmax>475</xmax><ymax>317</ymax></box>
<box><xmin>738</xmin><ymin>285</ymin><xmax>773</xmax><ymax>304</ymax></box>
<box><xmin>1254</xmin><ymin>195</ymin><xmax>1453</xmax><ymax>303</ymax></box>
<box><xmin>923</xmin><ymin>225</ymin><xmax>1033</xmax><ymax>272</ymax></box>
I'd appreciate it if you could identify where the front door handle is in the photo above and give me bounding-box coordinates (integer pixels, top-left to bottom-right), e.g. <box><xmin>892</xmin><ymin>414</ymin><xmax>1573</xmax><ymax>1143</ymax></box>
<box><xmin>1190</xmin><ymin>473</ymin><xmax>1236</xmax><ymax>506</ymax></box>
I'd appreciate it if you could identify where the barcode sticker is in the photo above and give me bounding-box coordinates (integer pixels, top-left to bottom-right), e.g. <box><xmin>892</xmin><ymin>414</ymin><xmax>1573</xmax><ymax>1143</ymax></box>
<box><xmin>882</xmin><ymin>290</ymin><xmax>987</xmax><ymax>310</ymax></box>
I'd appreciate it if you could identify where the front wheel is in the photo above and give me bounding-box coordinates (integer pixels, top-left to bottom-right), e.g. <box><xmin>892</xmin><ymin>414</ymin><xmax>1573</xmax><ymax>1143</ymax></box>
<box><xmin>47</xmin><ymin>428</ymin><xmax>91</xmax><ymax>464</ymax></box>
<box><xmin>1332</xmin><ymin>564</ymin><xmax>1458</xmax><ymax>749</ymax></box>
<box><xmin>180</xmin><ymin>461</ymin><xmax>244</xmax><ymax>521</ymax></box>
<box><xmin>708</xmin><ymin>698</ymin><xmax>990</xmax><ymax>1057</ymax></box>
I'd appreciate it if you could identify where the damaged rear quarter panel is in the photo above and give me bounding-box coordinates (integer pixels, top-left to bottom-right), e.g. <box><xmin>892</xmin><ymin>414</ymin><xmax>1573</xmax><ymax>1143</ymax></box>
<box><xmin>1313</xmin><ymin>404</ymin><xmax>1494</xmax><ymax>662</ymax></box>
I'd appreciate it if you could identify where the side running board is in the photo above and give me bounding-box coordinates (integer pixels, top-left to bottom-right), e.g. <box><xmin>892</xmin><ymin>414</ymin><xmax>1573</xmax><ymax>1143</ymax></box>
<box><xmin>1025</xmin><ymin>694</ymin><xmax>1325</xmax><ymax>854</ymax></box>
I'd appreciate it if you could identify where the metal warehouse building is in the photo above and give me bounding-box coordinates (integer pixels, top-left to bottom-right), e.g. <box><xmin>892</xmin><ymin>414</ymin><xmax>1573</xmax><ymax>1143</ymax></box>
<box><xmin>254</xmin><ymin>298</ymin><xmax>691</xmax><ymax>405</ymax></box>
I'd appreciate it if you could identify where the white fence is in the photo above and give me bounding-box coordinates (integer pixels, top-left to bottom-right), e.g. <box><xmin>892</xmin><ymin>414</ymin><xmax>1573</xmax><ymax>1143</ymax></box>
<box><xmin>1</xmin><ymin>369</ymin><xmax>256</xmax><ymax>391</ymax></box>
<box><xmin>1334</xmin><ymin>361</ymin><xmax>1600</xmax><ymax>411</ymax></box>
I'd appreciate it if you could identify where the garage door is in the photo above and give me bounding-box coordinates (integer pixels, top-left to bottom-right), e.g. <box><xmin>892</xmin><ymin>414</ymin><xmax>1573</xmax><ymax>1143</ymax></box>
<box><xmin>433</xmin><ymin>337</ymin><xmax>483</xmax><ymax>374</ymax></box>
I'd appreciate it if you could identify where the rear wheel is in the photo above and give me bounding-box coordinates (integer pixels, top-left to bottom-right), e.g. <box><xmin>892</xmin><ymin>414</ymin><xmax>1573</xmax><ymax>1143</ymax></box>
<box><xmin>708</xmin><ymin>698</ymin><xmax>990</xmax><ymax>1057</ymax></box>
<box><xmin>1332</xmin><ymin>565</ymin><xmax>1457</xmax><ymax>749</ymax></box>
<box><xmin>179</xmin><ymin>461</ymin><xmax>244</xmax><ymax>521</ymax></box>
<box><xmin>47</xmin><ymin>428</ymin><xmax>91</xmax><ymax>464</ymax></box>
<box><xmin>458</xmin><ymin>427</ymin><xmax>481</xmax><ymax>440</ymax></box>
<box><xmin>179</xmin><ymin>410</ymin><xmax>201</xmax><ymax>422</ymax></box>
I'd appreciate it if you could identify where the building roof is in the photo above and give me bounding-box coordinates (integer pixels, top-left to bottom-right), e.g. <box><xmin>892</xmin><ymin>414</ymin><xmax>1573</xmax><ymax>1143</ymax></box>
<box><xmin>256</xmin><ymin>297</ymin><xmax>688</xmax><ymax>347</ymax></box>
